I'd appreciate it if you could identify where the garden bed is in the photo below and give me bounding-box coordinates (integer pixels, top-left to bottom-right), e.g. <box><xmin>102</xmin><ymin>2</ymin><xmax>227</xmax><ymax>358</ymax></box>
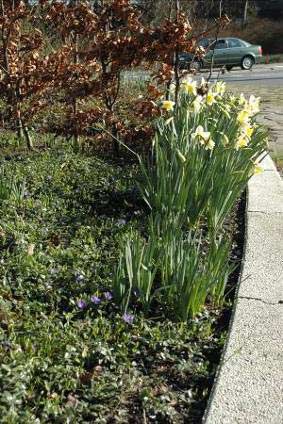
<box><xmin>0</xmin><ymin>144</ymin><xmax>246</xmax><ymax>423</ymax></box>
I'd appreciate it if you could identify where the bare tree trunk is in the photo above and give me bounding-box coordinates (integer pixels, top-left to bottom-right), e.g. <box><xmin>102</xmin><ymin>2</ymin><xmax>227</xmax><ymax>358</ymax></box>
<box><xmin>15</xmin><ymin>105</ymin><xmax>23</xmax><ymax>139</ymax></box>
<box><xmin>243</xmin><ymin>0</ymin><xmax>249</xmax><ymax>27</ymax></box>
<box><xmin>173</xmin><ymin>0</ymin><xmax>180</xmax><ymax>104</ymax></box>
<box><xmin>72</xmin><ymin>0</ymin><xmax>80</xmax><ymax>149</ymax></box>
<box><xmin>22</xmin><ymin>123</ymin><xmax>33</xmax><ymax>150</ymax></box>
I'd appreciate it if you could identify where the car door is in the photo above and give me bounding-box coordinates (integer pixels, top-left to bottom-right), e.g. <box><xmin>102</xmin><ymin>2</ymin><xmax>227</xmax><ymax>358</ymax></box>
<box><xmin>227</xmin><ymin>38</ymin><xmax>245</xmax><ymax>64</ymax></box>
<box><xmin>204</xmin><ymin>39</ymin><xmax>229</xmax><ymax>66</ymax></box>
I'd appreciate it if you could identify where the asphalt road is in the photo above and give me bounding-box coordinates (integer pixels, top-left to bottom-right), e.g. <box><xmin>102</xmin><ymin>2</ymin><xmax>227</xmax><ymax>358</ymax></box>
<box><xmin>204</xmin><ymin>63</ymin><xmax>283</xmax><ymax>85</ymax></box>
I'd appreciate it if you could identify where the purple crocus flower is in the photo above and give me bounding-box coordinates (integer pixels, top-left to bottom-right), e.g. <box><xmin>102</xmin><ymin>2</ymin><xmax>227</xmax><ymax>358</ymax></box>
<box><xmin>77</xmin><ymin>299</ymin><xmax>87</xmax><ymax>309</ymax></box>
<box><xmin>104</xmin><ymin>291</ymin><xmax>113</xmax><ymax>301</ymax></box>
<box><xmin>122</xmin><ymin>312</ymin><xmax>134</xmax><ymax>325</ymax></box>
<box><xmin>90</xmin><ymin>295</ymin><xmax>101</xmax><ymax>304</ymax></box>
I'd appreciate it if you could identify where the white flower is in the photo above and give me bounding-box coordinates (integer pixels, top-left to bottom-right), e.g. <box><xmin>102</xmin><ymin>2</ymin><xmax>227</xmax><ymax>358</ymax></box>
<box><xmin>192</xmin><ymin>125</ymin><xmax>211</xmax><ymax>142</ymax></box>
<box><xmin>214</xmin><ymin>81</ymin><xmax>226</xmax><ymax>96</ymax></box>
<box><xmin>161</xmin><ymin>100</ymin><xmax>175</xmax><ymax>111</ymax></box>
<box><xmin>199</xmin><ymin>77</ymin><xmax>207</xmax><ymax>88</ymax></box>
<box><xmin>192</xmin><ymin>95</ymin><xmax>203</xmax><ymax>113</ymax></box>
<box><xmin>182</xmin><ymin>78</ymin><xmax>197</xmax><ymax>96</ymax></box>
<box><xmin>247</xmin><ymin>95</ymin><xmax>260</xmax><ymax>115</ymax></box>
<box><xmin>206</xmin><ymin>91</ymin><xmax>217</xmax><ymax>106</ymax></box>
<box><xmin>239</xmin><ymin>93</ymin><xmax>246</xmax><ymax>105</ymax></box>
<box><xmin>205</xmin><ymin>138</ymin><xmax>215</xmax><ymax>150</ymax></box>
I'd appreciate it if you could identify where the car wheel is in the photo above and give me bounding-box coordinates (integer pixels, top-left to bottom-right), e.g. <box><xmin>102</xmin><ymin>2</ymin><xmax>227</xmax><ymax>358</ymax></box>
<box><xmin>190</xmin><ymin>60</ymin><xmax>202</xmax><ymax>72</ymax></box>
<box><xmin>241</xmin><ymin>56</ymin><xmax>255</xmax><ymax>70</ymax></box>
<box><xmin>226</xmin><ymin>65</ymin><xmax>233</xmax><ymax>71</ymax></box>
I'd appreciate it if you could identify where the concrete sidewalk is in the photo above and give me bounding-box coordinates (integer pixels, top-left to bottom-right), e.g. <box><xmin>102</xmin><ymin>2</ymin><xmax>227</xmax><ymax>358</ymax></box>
<box><xmin>204</xmin><ymin>155</ymin><xmax>283</xmax><ymax>424</ymax></box>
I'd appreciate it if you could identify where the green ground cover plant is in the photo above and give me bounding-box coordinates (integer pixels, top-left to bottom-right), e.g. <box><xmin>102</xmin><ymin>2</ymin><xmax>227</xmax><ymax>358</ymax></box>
<box><xmin>0</xmin><ymin>144</ymin><xmax>227</xmax><ymax>423</ymax></box>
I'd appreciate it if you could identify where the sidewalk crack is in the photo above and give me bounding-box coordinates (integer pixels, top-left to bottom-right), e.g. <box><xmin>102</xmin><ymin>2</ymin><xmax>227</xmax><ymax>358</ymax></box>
<box><xmin>238</xmin><ymin>295</ymin><xmax>281</xmax><ymax>306</ymax></box>
<box><xmin>247</xmin><ymin>210</ymin><xmax>283</xmax><ymax>215</ymax></box>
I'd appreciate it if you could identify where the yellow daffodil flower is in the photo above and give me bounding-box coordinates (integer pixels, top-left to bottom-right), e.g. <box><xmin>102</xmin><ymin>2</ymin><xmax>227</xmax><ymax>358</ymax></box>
<box><xmin>254</xmin><ymin>163</ymin><xmax>263</xmax><ymax>175</ymax></box>
<box><xmin>205</xmin><ymin>138</ymin><xmax>215</xmax><ymax>150</ymax></box>
<box><xmin>243</xmin><ymin>124</ymin><xmax>254</xmax><ymax>138</ymax></box>
<box><xmin>237</xmin><ymin>109</ymin><xmax>250</xmax><ymax>125</ymax></box>
<box><xmin>182</xmin><ymin>79</ymin><xmax>197</xmax><ymax>96</ymax></box>
<box><xmin>235</xmin><ymin>136</ymin><xmax>249</xmax><ymax>149</ymax></box>
<box><xmin>161</xmin><ymin>100</ymin><xmax>175</xmax><ymax>111</ymax></box>
<box><xmin>192</xmin><ymin>125</ymin><xmax>214</xmax><ymax>149</ymax></box>
<box><xmin>206</xmin><ymin>91</ymin><xmax>216</xmax><ymax>106</ymax></box>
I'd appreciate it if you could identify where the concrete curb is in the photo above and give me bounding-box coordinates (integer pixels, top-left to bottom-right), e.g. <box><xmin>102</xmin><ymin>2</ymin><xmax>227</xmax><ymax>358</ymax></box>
<box><xmin>203</xmin><ymin>154</ymin><xmax>283</xmax><ymax>424</ymax></box>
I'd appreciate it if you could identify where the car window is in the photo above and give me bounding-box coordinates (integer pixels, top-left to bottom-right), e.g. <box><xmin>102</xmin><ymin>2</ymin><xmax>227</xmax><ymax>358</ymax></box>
<box><xmin>240</xmin><ymin>39</ymin><xmax>251</xmax><ymax>47</ymax></box>
<box><xmin>210</xmin><ymin>39</ymin><xmax>228</xmax><ymax>50</ymax></box>
<box><xmin>228</xmin><ymin>39</ymin><xmax>244</xmax><ymax>48</ymax></box>
<box><xmin>198</xmin><ymin>38</ymin><xmax>210</xmax><ymax>48</ymax></box>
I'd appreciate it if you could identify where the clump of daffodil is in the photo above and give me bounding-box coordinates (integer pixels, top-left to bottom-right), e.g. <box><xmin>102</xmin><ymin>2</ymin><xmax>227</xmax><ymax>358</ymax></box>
<box><xmin>161</xmin><ymin>100</ymin><xmax>175</xmax><ymax>112</ymax></box>
<box><xmin>182</xmin><ymin>78</ymin><xmax>197</xmax><ymax>96</ymax></box>
<box><xmin>206</xmin><ymin>91</ymin><xmax>217</xmax><ymax>106</ymax></box>
<box><xmin>192</xmin><ymin>125</ymin><xmax>215</xmax><ymax>150</ymax></box>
